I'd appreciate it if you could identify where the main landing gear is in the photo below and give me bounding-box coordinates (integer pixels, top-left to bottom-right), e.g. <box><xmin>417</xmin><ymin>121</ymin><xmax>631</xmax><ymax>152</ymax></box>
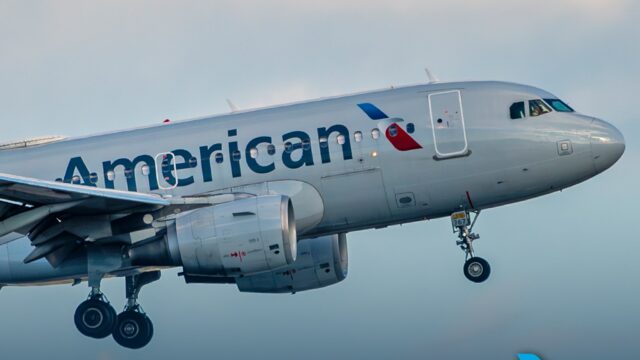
<box><xmin>451</xmin><ymin>209</ymin><xmax>491</xmax><ymax>283</ymax></box>
<box><xmin>74</xmin><ymin>271</ymin><xmax>160</xmax><ymax>349</ymax></box>
<box><xmin>74</xmin><ymin>290</ymin><xmax>117</xmax><ymax>339</ymax></box>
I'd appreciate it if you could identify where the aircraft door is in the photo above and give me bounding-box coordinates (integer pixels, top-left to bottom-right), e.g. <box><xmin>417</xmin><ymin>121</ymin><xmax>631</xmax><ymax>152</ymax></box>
<box><xmin>428</xmin><ymin>90</ymin><xmax>469</xmax><ymax>159</ymax></box>
<box><xmin>155</xmin><ymin>152</ymin><xmax>178</xmax><ymax>191</ymax></box>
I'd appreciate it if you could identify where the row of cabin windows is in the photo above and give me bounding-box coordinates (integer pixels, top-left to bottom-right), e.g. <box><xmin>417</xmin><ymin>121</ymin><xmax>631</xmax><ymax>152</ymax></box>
<box><xmin>62</xmin><ymin>123</ymin><xmax>417</xmax><ymax>183</ymax></box>
<box><xmin>510</xmin><ymin>98</ymin><xmax>575</xmax><ymax>119</ymax></box>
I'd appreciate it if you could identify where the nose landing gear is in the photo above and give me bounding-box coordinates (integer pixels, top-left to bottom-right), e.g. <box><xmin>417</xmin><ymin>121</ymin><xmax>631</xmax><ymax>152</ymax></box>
<box><xmin>451</xmin><ymin>210</ymin><xmax>491</xmax><ymax>283</ymax></box>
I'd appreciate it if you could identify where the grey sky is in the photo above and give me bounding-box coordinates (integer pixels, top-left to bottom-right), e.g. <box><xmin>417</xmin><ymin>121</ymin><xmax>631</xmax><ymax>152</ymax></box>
<box><xmin>0</xmin><ymin>1</ymin><xmax>638</xmax><ymax>359</ymax></box>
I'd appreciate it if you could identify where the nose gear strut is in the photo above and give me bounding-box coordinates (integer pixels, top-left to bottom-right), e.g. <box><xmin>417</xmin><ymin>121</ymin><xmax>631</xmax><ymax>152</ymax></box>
<box><xmin>451</xmin><ymin>209</ymin><xmax>491</xmax><ymax>283</ymax></box>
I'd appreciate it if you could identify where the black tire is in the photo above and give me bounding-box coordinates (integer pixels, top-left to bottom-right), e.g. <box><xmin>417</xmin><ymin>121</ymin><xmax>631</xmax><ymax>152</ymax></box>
<box><xmin>112</xmin><ymin>311</ymin><xmax>154</xmax><ymax>349</ymax></box>
<box><xmin>74</xmin><ymin>299</ymin><xmax>117</xmax><ymax>339</ymax></box>
<box><xmin>463</xmin><ymin>257</ymin><xmax>491</xmax><ymax>283</ymax></box>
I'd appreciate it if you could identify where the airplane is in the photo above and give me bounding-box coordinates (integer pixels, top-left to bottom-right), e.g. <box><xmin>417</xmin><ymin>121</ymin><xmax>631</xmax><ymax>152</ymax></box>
<box><xmin>0</xmin><ymin>80</ymin><xmax>624</xmax><ymax>349</ymax></box>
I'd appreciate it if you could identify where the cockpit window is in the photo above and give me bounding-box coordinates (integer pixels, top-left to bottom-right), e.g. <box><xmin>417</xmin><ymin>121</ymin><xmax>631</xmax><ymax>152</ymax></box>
<box><xmin>529</xmin><ymin>99</ymin><xmax>552</xmax><ymax>117</ymax></box>
<box><xmin>543</xmin><ymin>98</ymin><xmax>574</xmax><ymax>112</ymax></box>
<box><xmin>510</xmin><ymin>101</ymin><xmax>526</xmax><ymax>119</ymax></box>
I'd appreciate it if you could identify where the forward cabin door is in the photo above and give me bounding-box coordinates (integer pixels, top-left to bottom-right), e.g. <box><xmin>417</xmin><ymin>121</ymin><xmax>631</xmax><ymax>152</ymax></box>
<box><xmin>428</xmin><ymin>90</ymin><xmax>469</xmax><ymax>159</ymax></box>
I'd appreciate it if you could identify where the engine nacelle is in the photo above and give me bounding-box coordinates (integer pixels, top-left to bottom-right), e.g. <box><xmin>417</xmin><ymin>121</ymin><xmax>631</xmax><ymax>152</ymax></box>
<box><xmin>130</xmin><ymin>195</ymin><xmax>297</xmax><ymax>276</ymax></box>
<box><xmin>235</xmin><ymin>233</ymin><xmax>348</xmax><ymax>294</ymax></box>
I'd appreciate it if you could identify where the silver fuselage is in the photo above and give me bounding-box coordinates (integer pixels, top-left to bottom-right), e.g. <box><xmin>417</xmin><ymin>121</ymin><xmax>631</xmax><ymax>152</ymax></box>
<box><xmin>0</xmin><ymin>81</ymin><xmax>625</xmax><ymax>285</ymax></box>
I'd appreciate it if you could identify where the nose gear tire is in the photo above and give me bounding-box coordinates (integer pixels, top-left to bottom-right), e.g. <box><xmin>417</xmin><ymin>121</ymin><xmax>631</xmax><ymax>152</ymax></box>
<box><xmin>463</xmin><ymin>257</ymin><xmax>491</xmax><ymax>283</ymax></box>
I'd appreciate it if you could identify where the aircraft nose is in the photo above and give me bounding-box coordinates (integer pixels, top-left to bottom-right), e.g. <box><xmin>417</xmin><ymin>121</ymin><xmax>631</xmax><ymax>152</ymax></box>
<box><xmin>590</xmin><ymin>119</ymin><xmax>625</xmax><ymax>173</ymax></box>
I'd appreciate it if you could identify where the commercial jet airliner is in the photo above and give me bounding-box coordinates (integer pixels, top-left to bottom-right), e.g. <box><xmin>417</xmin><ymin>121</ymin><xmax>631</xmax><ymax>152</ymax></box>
<box><xmin>0</xmin><ymin>81</ymin><xmax>624</xmax><ymax>348</ymax></box>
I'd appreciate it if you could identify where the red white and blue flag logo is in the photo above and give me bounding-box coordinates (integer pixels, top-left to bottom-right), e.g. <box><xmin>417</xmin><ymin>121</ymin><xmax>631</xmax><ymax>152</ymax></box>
<box><xmin>357</xmin><ymin>103</ymin><xmax>422</xmax><ymax>151</ymax></box>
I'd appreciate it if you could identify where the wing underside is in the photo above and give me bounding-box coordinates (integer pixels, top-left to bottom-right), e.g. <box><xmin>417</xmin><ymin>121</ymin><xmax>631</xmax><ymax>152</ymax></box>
<box><xmin>0</xmin><ymin>173</ymin><xmax>228</xmax><ymax>267</ymax></box>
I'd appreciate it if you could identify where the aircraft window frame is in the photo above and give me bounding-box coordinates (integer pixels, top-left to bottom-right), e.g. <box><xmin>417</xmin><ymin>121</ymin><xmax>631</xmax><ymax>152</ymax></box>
<box><xmin>249</xmin><ymin>148</ymin><xmax>258</xmax><ymax>159</ymax></box>
<box><xmin>141</xmin><ymin>164</ymin><xmax>150</xmax><ymax>176</ymax></box>
<box><xmin>371</xmin><ymin>128</ymin><xmax>380</xmax><ymax>140</ymax></box>
<box><xmin>543</xmin><ymin>98</ymin><xmax>574</xmax><ymax>112</ymax></box>
<box><xmin>337</xmin><ymin>134</ymin><xmax>346</xmax><ymax>145</ymax></box>
<box><xmin>319</xmin><ymin>137</ymin><xmax>328</xmax><ymax>148</ymax></box>
<box><xmin>354</xmin><ymin>131</ymin><xmax>363</xmax><ymax>143</ymax></box>
<box><xmin>188</xmin><ymin>157</ymin><xmax>198</xmax><ymax>167</ymax></box>
<box><xmin>302</xmin><ymin>139</ymin><xmax>311</xmax><ymax>151</ymax></box>
<box><xmin>214</xmin><ymin>153</ymin><xmax>224</xmax><ymax>164</ymax></box>
<box><xmin>232</xmin><ymin>150</ymin><xmax>242</xmax><ymax>161</ymax></box>
<box><xmin>529</xmin><ymin>99</ymin><xmax>552</xmax><ymax>117</ymax></box>
<box><xmin>510</xmin><ymin>101</ymin><xmax>526</xmax><ymax>119</ymax></box>
<box><xmin>106</xmin><ymin>170</ymin><xmax>115</xmax><ymax>181</ymax></box>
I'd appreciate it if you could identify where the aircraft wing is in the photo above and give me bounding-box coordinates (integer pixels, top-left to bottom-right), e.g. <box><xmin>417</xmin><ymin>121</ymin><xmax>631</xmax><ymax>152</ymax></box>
<box><xmin>0</xmin><ymin>172</ymin><xmax>170</xmax><ymax>237</ymax></box>
<box><xmin>0</xmin><ymin>174</ymin><xmax>170</xmax><ymax>262</ymax></box>
<box><xmin>0</xmin><ymin>173</ymin><xmax>169</xmax><ymax>209</ymax></box>
<box><xmin>0</xmin><ymin>173</ymin><xmax>245</xmax><ymax>266</ymax></box>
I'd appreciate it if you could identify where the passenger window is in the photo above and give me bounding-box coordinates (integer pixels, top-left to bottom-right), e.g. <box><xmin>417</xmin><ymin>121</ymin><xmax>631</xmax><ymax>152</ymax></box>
<box><xmin>319</xmin><ymin>137</ymin><xmax>328</xmax><ymax>148</ymax></box>
<box><xmin>371</xmin><ymin>129</ymin><xmax>380</xmax><ymax>139</ymax></box>
<box><xmin>510</xmin><ymin>102</ymin><xmax>526</xmax><ymax>119</ymax></box>
<box><xmin>215</xmin><ymin>153</ymin><xmax>224</xmax><ymax>164</ymax></box>
<box><xmin>267</xmin><ymin>144</ymin><xmax>276</xmax><ymax>155</ymax></box>
<box><xmin>406</xmin><ymin>123</ymin><xmax>415</xmax><ymax>134</ymax></box>
<box><xmin>529</xmin><ymin>99</ymin><xmax>551</xmax><ymax>117</ymax></box>
<box><xmin>388</xmin><ymin>124</ymin><xmax>398</xmax><ymax>137</ymax></box>
<box><xmin>249</xmin><ymin>148</ymin><xmax>258</xmax><ymax>159</ymax></box>
<box><xmin>354</xmin><ymin>131</ymin><xmax>363</xmax><ymax>143</ymax></box>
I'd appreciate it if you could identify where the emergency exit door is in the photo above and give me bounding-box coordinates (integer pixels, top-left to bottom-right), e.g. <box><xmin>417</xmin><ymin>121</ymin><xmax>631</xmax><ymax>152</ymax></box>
<box><xmin>428</xmin><ymin>90</ymin><xmax>469</xmax><ymax>158</ymax></box>
<box><xmin>155</xmin><ymin>152</ymin><xmax>178</xmax><ymax>190</ymax></box>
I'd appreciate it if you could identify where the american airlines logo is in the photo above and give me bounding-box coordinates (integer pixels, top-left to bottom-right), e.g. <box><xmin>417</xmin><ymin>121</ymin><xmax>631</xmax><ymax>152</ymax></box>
<box><xmin>60</xmin><ymin>124</ymin><xmax>356</xmax><ymax>191</ymax></box>
<box><xmin>357</xmin><ymin>103</ymin><xmax>422</xmax><ymax>151</ymax></box>
<box><xmin>59</xmin><ymin>103</ymin><xmax>422</xmax><ymax>192</ymax></box>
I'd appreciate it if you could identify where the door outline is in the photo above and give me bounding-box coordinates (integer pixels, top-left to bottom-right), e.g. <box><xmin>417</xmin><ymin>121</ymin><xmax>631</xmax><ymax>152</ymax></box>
<box><xmin>155</xmin><ymin>152</ymin><xmax>178</xmax><ymax>190</ymax></box>
<box><xmin>428</xmin><ymin>90</ymin><xmax>469</xmax><ymax>158</ymax></box>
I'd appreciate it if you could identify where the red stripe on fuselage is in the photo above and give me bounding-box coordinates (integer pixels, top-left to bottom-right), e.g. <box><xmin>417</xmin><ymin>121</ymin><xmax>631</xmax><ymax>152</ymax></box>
<box><xmin>385</xmin><ymin>123</ymin><xmax>422</xmax><ymax>151</ymax></box>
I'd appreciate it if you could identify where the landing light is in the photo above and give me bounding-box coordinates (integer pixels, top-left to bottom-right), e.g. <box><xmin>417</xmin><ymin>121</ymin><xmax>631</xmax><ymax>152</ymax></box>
<box><xmin>371</xmin><ymin>151</ymin><xmax>378</xmax><ymax>158</ymax></box>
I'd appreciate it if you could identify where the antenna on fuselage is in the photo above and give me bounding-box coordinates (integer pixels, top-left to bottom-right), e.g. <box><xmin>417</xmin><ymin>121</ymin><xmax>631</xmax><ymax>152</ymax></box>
<box><xmin>424</xmin><ymin>68</ymin><xmax>440</xmax><ymax>83</ymax></box>
<box><xmin>226</xmin><ymin>99</ymin><xmax>239</xmax><ymax>113</ymax></box>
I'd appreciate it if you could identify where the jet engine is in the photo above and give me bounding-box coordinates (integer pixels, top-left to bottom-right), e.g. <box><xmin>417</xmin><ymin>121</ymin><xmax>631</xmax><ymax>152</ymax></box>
<box><xmin>234</xmin><ymin>233</ymin><xmax>348</xmax><ymax>293</ymax></box>
<box><xmin>130</xmin><ymin>195</ymin><xmax>297</xmax><ymax>276</ymax></box>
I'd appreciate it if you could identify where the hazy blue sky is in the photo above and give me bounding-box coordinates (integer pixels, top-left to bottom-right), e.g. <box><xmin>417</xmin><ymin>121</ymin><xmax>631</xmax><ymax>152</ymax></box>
<box><xmin>0</xmin><ymin>1</ymin><xmax>638</xmax><ymax>359</ymax></box>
